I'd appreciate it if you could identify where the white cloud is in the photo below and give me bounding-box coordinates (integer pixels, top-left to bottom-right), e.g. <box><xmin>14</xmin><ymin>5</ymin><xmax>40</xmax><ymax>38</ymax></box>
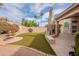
<box><xmin>9</xmin><ymin>3</ymin><xmax>24</xmax><ymax>9</ymax></box>
<box><xmin>25</xmin><ymin>17</ymin><xmax>35</xmax><ymax>20</ymax></box>
<box><xmin>0</xmin><ymin>4</ymin><xmax>25</xmax><ymax>23</ymax></box>
<box><xmin>0</xmin><ymin>3</ymin><xmax>64</xmax><ymax>26</ymax></box>
<box><xmin>3</xmin><ymin>4</ymin><xmax>24</xmax><ymax>17</ymax></box>
<box><xmin>54</xmin><ymin>8</ymin><xmax>65</xmax><ymax>15</ymax></box>
<box><xmin>41</xmin><ymin>22</ymin><xmax>48</xmax><ymax>26</ymax></box>
<box><xmin>0</xmin><ymin>3</ymin><xmax>68</xmax><ymax>26</ymax></box>
<box><xmin>31</xmin><ymin>3</ymin><xmax>54</xmax><ymax>14</ymax></box>
<box><xmin>43</xmin><ymin>12</ymin><xmax>49</xmax><ymax>19</ymax></box>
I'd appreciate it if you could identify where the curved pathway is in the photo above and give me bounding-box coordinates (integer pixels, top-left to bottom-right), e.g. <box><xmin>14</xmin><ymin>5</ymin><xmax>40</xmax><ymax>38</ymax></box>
<box><xmin>0</xmin><ymin>44</ymin><xmax>47</xmax><ymax>56</ymax></box>
<box><xmin>0</xmin><ymin>24</ymin><xmax>48</xmax><ymax>56</ymax></box>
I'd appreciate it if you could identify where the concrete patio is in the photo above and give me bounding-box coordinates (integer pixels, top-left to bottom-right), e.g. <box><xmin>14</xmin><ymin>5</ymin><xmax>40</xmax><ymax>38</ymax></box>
<box><xmin>0</xmin><ymin>44</ymin><xmax>47</xmax><ymax>56</ymax></box>
<box><xmin>45</xmin><ymin>32</ymin><xmax>75</xmax><ymax>56</ymax></box>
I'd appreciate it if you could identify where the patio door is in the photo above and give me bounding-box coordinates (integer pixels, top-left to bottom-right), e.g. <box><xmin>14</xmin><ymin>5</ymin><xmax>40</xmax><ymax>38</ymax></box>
<box><xmin>63</xmin><ymin>21</ymin><xmax>71</xmax><ymax>33</ymax></box>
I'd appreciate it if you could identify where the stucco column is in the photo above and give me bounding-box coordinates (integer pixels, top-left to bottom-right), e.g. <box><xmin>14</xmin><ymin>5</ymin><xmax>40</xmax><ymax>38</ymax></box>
<box><xmin>54</xmin><ymin>21</ymin><xmax>58</xmax><ymax>35</ymax></box>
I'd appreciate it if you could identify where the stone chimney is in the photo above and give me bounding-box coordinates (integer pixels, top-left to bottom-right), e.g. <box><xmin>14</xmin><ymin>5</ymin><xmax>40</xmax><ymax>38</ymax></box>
<box><xmin>48</xmin><ymin>8</ymin><xmax>54</xmax><ymax>25</ymax></box>
<box><xmin>46</xmin><ymin>8</ymin><xmax>55</xmax><ymax>35</ymax></box>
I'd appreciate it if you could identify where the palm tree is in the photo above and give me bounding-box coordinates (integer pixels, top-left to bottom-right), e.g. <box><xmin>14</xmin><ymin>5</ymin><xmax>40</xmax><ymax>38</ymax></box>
<box><xmin>40</xmin><ymin>12</ymin><xmax>44</xmax><ymax>16</ymax></box>
<box><xmin>33</xmin><ymin>15</ymin><xmax>37</xmax><ymax>19</ymax></box>
<box><xmin>33</xmin><ymin>15</ymin><xmax>37</xmax><ymax>24</ymax></box>
<box><xmin>33</xmin><ymin>12</ymin><xmax>44</xmax><ymax>26</ymax></box>
<box><xmin>40</xmin><ymin>12</ymin><xmax>44</xmax><ymax>26</ymax></box>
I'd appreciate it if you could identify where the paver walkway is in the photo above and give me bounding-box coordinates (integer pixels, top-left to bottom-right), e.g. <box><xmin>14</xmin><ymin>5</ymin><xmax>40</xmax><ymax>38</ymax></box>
<box><xmin>0</xmin><ymin>44</ymin><xmax>47</xmax><ymax>56</ymax></box>
<box><xmin>46</xmin><ymin>32</ymin><xmax>75</xmax><ymax>56</ymax></box>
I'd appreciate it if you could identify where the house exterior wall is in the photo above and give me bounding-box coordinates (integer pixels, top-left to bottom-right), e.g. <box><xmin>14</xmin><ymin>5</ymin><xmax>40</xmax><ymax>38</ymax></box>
<box><xmin>71</xmin><ymin>16</ymin><xmax>79</xmax><ymax>32</ymax></box>
<box><xmin>59</xmin><ymin>18</ymin><xmax>72</xmax><ymax>33</ymax></box>
<box><xmin>47</xmin><ymin>4</ymin><xmax>79</xmax><ymax>36</ymax></box>
<box><xmin>59</xmin><ymin>16</ymin><xmax>79</xmax><ymax>34</ymax></box>
<box><xmin>75</xmin><ymin>17</ymin><xmax>79</xmax><ymax>32</ymax></box>
<box><xmin>77</xmin><ymin>17</ymin><xmax>79</xmax><ymax>32</ymax></box>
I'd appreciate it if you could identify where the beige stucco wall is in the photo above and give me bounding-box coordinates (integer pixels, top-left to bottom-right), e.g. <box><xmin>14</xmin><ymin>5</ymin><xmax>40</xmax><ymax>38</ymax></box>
<box><xmin>21</xmin><ymin>27</ymin><xmax>47</xmax><ymax>33</ymax></box>
<box><xmin>72</xmin><ymin>17</ymin><xmax>79</xmax><ymax>32</ymax></box>
<box><xmin>27</xmin><ymin>27</ymin><xmax>47</xmax><ymax>33</ymax></box>
<box><xmin>77</xmin><ymin>18</ymin><xmax>79</xmax><ymax>32</ymax></box>
<box><xmin>59</xmin><ymin>18</ymin><xmax>72</xmax><ymax>33</ymax></box>
<box><xmin>76</xmin><ymin>17</ymin><xmax>79</xmax><ymax>32</ymax></box>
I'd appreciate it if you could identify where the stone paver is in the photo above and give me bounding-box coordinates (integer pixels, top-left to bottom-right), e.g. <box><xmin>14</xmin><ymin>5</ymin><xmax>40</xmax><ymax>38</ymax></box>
<box><xmin>45</xmin><ymin>32</ymin><xmax>75</xmax><ymax>56</ymax></box>
<box><xmin>0</xmin><ymin>44</ymin><xmax>47</xmax><ymax>56</ymax></box>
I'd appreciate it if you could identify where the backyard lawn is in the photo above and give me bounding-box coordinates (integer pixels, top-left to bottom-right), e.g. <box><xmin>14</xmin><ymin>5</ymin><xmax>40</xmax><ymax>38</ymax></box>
<box><xmin>11</xmin><ymin>33</ymin><xmax>56</xmax><ymax>55</ymax></box>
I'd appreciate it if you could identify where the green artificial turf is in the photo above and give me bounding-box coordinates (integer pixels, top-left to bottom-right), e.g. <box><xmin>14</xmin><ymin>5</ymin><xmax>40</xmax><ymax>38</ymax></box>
<box><xmin>11</xmin><ymin>33</ymin><xmax>56</xmax><ymax>55</ymax></box>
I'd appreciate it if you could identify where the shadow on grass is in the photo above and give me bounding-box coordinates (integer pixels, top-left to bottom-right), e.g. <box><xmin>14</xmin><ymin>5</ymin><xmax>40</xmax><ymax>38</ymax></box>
<box><xmin>11</xmin><ymin>33</ymin><xmax>56</xmax><ymax>55</ymax></box>
<box><xmin>28</xmin><ymin>33</ymin><xmax>56</xmax><ymax>55</ymax></box>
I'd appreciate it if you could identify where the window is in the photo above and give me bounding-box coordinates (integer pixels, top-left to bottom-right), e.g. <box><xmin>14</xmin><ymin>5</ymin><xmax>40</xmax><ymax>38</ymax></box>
<box><xmin>64</xmin><ymin>22</ymin><xmax>69</xmax><ymax>28</ymax></box>
<box><xmin>72</xmin><ymin>20</ymin><xmax>77</xmax><ymax>33</ymax></box>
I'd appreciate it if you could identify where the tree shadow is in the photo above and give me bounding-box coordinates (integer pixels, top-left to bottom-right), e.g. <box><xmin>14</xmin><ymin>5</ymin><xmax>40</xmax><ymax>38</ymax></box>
<box><xmin>28</xmin><ymin>33</ymin><xmax>56</xmax><ymax>55</ymax></box>
<box><xmin>12</xmin><ymin>33</ymin><xmax>56</xmax><ymax>56</ymax></box>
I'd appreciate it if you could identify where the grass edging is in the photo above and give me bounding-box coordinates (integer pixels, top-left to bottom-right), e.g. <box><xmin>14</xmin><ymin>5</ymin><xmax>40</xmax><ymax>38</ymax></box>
<box><xmin>45</xmin><ymin>34</ymin><xmax>57</xmax><ymax>56</ymax></box>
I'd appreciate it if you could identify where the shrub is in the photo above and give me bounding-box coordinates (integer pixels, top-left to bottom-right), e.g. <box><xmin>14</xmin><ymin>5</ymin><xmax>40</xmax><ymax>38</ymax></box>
<box><xmin>28</xmin><ymin>28</ymin><xmax>33</xmax><ymax>32</ymax></box>
<box><xmin>0</xmin><ymin>22</ymin><xmax>10</xmax><ymax>34</ymax></box>
<box><xmin>0</xmin><ymin>22</ymin><xmax>19</xmax><ymax>34</ymax></box>
<box><xmin>10</xmin><ymin>24</ymin><xmax>19</xmax><ymax>32</ymax></box>
<box><xmin>74</xmin><ymin>32</ymin><xmax>79</xmax><ymax>56</ymax></box>
<box><xmin>11</xmin><ymin>30</ymin><xmax>16</xmax><ymax>36</ymax></box>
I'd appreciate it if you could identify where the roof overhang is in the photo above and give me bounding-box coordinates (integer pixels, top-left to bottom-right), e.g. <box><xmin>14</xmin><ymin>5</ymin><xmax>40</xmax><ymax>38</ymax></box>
<box><xmin>56</xmin><ymin>3</ymin><xmax>79</xmax><ymax>21</ymax></box>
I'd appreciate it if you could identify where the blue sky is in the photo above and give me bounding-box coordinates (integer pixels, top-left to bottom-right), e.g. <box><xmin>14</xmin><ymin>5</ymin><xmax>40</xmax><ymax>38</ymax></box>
<box><xmin>0</xmin><ymin>3</ymin><xmax>72</xmax><ymax>26</ymax></box>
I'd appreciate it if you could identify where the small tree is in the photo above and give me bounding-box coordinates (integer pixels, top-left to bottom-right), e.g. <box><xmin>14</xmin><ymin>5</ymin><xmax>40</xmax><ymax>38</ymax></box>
<box><xmin>21</xmin><ymin>19</ymin><xmax>38</xmax><ymax>27</ymax></box>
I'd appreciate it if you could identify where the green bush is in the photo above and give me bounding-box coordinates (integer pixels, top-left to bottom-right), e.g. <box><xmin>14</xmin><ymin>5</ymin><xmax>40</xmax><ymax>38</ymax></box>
<box><xmin>10</xmin><ymin>24</ymin><xmax>19</xmax><ymax>32</ymax></box>
<box><xmin>74</xmin><ymin>32</ymin><xmax>79</xmax><ymax>56</ymax></box>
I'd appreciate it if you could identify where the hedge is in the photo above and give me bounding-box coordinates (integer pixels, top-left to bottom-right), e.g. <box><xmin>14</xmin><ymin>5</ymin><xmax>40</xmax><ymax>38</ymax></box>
<box><xmin>74</xmin><ymin>32</ymin><xmax>79</xmax><ymax>56</ymax></box>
